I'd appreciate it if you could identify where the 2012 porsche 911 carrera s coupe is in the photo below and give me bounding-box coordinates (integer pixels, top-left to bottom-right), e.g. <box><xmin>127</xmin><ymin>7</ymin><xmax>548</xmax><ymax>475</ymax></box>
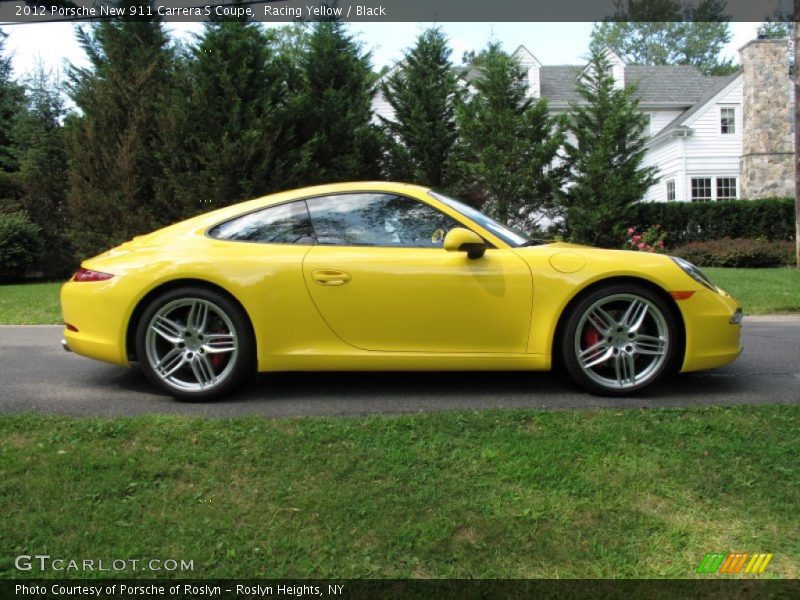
<box><xmin>60</xmin><ymin>181</ymin><xmax>742</xmax><ymax>401</ymax></box>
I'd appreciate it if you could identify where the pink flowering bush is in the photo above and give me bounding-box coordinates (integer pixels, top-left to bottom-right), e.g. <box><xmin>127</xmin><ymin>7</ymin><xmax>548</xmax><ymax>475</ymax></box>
<box><xmin>625</xmin><ymin>225</ymin><xmax>667</xmax><ymax>253</ymax></box>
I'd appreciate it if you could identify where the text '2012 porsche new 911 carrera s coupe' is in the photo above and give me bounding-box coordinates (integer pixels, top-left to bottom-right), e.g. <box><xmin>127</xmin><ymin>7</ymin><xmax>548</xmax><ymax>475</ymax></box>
<box><xmin>60</xmin><ymin>182</ymin><xmax>742</xmax><ymax>401</ymax></box>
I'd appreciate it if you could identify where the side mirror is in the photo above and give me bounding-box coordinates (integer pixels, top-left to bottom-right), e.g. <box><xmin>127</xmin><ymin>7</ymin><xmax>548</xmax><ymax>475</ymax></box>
<box><xmin>443</xmin><ymin>228</ymin><xmax>487</xmax><ymax>259</ymax></box>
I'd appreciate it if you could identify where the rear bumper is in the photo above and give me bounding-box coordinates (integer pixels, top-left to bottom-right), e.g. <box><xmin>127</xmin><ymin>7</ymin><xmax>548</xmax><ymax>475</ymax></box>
<box><xmin>680</xmin><ymin>288</ymin><xmax>742</xmax><ymax>372</ymax></box>
<box><xmin>60</xmin><ymin>279</ymin><xmax>131</xmax><ymax>367</ymax></box>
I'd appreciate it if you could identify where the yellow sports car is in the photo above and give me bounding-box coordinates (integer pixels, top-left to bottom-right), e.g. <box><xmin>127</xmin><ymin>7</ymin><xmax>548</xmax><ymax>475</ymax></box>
<box><xmin>60</xmin><ymin>182</ymin><xmax>742</xmax><ymax>401</ymax></box>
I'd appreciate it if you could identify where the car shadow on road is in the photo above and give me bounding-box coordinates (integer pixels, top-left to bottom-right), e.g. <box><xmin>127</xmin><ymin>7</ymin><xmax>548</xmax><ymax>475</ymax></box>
<box><xmin>232</xmin><ymin>367</ymin><xmax>758</xmax><ymax>408</ymax></box>
<box><xmin>93</xmin><ymin>362</ymin><xmax>786</xmax><ymax>415</ymax></box>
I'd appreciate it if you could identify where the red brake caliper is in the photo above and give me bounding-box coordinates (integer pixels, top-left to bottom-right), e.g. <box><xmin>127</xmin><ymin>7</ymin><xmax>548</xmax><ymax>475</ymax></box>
<box><xmin>584</xmin><ymin>327</ymin><xmax>599</xmax><ymax>349</ymax></box>
<box><xmin>210</xmin><ymin>327</ymin><xmax>226</xmax><ymax>371</ymax></box>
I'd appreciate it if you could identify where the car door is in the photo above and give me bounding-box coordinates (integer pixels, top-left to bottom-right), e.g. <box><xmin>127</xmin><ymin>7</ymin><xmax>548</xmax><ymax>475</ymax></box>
<box><xmin>301</xmin><ymin>192</ymin><xmax>533</xmax><ymax>354</ymax></box>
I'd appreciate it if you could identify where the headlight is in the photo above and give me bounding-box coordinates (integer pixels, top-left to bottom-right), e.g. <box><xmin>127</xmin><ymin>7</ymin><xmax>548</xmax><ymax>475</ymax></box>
<box><xmin>670</xmin><ymin>257</ymin><xmax>717</xmax><ymax>292</ymax></box>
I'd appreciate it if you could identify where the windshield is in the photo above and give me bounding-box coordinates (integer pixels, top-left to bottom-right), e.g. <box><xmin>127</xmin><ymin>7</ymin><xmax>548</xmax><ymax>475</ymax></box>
<box><xmin>429</xmin><ymin>191</ymin><xmax>530</xmax><ymax>247</ymax></box>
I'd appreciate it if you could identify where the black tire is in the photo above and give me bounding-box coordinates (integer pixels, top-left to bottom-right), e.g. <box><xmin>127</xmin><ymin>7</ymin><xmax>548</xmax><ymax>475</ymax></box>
<box><xmin>559</xmin><ymin>283</ymin><xmax>680</xmax><ymax>396</ymax></box>
<box><xmin>135</xmin><ymin>286</ymin><xmax>255</xmax><ymax>401</ymax></box>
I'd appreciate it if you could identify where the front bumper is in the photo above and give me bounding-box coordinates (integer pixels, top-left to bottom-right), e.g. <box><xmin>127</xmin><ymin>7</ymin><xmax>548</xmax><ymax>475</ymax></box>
<box><xmin>680</xmin><ymin>287</ymin><xmax>742</xmax><ymax>372</ymax></box>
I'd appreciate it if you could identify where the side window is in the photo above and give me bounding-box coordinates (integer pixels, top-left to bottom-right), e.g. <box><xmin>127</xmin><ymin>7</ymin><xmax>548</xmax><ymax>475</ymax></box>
<box><xmin>208</xmin><ymin>201</ymin><xmax>316</xmax><ymax>244</ymax></box>
<box><xmin>306</xmin><ymin>193</ymin><xmax>461</xmax><ymax>248</ymax></box>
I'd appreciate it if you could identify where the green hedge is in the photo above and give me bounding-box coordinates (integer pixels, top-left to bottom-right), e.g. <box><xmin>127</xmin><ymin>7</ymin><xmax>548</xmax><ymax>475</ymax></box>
<box><xmin>672</xmin><ymin>238</ymin><xmax>795</xmax><ymax>268</ymax></box>
<box><xmin>629</xmin><ymin>197</ymin><xmax>795</xmax><ymax>248</ymax></box>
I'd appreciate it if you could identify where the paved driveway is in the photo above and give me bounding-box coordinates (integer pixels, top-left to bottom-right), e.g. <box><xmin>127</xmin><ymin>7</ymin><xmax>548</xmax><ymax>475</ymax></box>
<box><xmin>0</xmin><ymin>319</ymin><xmax>798</xmax><ymax>418</ymax></box>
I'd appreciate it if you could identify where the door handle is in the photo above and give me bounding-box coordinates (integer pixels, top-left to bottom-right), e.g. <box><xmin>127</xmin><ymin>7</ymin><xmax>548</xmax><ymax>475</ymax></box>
<box><xmin>311</xmin><ymin>270</ymin><xmax>352</xmax><ymax>286</ymax></box>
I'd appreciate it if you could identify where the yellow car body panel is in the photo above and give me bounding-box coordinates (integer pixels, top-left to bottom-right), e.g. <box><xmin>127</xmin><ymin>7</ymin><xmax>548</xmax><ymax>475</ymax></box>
<box><xmin>302</xmin><ymin>245</ymin><xmax>533</xmax><ymax>353</ymax></box>
<box><xmin>60</xmin><ymin>181</ymin><xmax>742</xmax><ymax>380</ymax></box>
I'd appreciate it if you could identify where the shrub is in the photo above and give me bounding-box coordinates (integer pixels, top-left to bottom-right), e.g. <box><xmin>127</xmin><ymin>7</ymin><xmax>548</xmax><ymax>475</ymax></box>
<box><xmin>672</xmin><ymin>238</ymin><xmax>795</xmax><ymax>268</ymax></box>
<box><xmin>629</xmin><ymin>198</ymin><xmax>794</xmax><ymax>247</ymax></box>
<box><xmin>625</xmin><ymin>224</ymin><xmax>667</xmax><ymax>252</ymax></box>
<box><xmin>0</xmin><ymin>211</ymin><xmax>44</xmax><ymax>281</ymax></box>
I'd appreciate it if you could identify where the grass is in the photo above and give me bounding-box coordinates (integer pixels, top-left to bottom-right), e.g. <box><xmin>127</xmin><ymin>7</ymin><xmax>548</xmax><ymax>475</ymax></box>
<box><xmin>0</xmin><ymin>282</ymin><xmax>62</xmax><ymax>324</ymax></box>
<box><xmin>3</xmin><ymin>267</ymin><xmax>797</xmax><ymax>324</ymax></box>
<box><xmin>1</xmin><ymin>405</ymin><xmax>798</xmax><ymax>579</ymax></box>
<box><xmin>705</xmin><ymin>267</ymin><xmax>800</xmax><ymax>315</ymax></box>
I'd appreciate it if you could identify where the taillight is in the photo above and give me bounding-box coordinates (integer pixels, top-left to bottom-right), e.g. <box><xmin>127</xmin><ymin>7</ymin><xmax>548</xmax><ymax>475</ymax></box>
<box><xmin>72</xmin><ymin>268</ymin><xmax>114</xmax><ymax>282</ymax></box>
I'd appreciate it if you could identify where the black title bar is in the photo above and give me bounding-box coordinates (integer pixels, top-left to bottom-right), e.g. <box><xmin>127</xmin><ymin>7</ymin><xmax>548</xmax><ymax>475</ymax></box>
<box><xmin>0</xmin><ymin>0</ymin><xmax>794</xmax><ymax>24</ymax></box>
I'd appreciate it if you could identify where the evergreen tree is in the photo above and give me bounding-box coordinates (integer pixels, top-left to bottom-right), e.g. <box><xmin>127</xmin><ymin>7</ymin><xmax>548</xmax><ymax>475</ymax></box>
<box><xmin>66</xmin><ymin>1</ymin><xmax>177</xmax><ymax>258</ymax></box>
<box><xmin>564</xmin><ymin>48</ymin><xmax>657</xmax><ymax>248</ymax></box>
<box><xmin>454</xmin><ymin>44</ymin><xmax>567</xmax><ymax>230</ymax></box>
<box><xmin>160</xmin><ymin>21</ymin><xmax>297</xmax><ymax>212</ymax></box>
<box><xmin>0</xmin><ymin>29</ymin><xmax>25</xmax><ymax>205</ymax></box>
<box><xmin>590</xmin><ymin>0</ymin><xmax>735</xmax><ymax>75</ymax></box>
<box><xmin>757</xmin><ymin>21</ymin><xmax>793</xmax><ymax>39</ymax></box>
<box><xmin>290</xmin><ymin>21</ymin><xmax>381</xmax><ymax>185</ymax></box>
<box><xmin>11</xmin><ymin>67</ymin><xmax>71</xmax><ymax>276</ymax></box>
<box><xmin>379</xmin><ymin>27</ymin><xmax>459</xmax><ymax>187</ymax></box>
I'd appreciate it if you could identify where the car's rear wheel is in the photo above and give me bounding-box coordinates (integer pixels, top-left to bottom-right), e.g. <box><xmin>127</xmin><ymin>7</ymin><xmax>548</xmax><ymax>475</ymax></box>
<box><xmin>560</xmin><ymin>283</ymin><xmax>679</xmax><ymax>396</ymax></box>
<box><xmin>135</xmin><ymin>287</ymin><xmax>254</xmax><ymax>401</ymax></box>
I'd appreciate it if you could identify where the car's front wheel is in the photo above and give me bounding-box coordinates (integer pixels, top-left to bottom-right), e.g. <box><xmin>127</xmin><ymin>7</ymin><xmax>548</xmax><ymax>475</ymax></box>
<box><xmin>135</xmin><ymin>287</ymin><xmax>254</xmax><ymax>401</ymax></box>
<box><xmin>560</xmin><ymin>283</ymin><xmax>679</xmax><ymax>396</ymax></box>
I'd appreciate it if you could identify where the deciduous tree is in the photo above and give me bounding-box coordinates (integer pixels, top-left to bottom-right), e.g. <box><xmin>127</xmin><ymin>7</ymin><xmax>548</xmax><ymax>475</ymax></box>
<box><xmin>590</xmin><ymin>0</ymin><xmax>736</xmax><ymax>75</ymax></box>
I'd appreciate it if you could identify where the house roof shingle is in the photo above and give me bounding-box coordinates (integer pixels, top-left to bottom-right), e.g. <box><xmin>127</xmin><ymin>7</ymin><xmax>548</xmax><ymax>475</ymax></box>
<box><xmin>540</xmin><ymin>64</ymin><xmax>730</xmax><ymax>106</ymax></box>
<box><xmin>646</xmin><ymin>71</ymin><xmax>741</xmax><ymax>144</ymax></box>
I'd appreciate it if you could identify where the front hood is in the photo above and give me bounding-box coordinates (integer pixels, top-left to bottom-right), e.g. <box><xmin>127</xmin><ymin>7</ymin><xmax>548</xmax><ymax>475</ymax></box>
<box><xmin>514</xmin><ymin>242</ymin><xmax>679</xmax><ymax>280</ymax></box>
<box><xmin>516</xmin><ymin>241</ymin><xmax>674</xmax><ymax>262</ymax></box>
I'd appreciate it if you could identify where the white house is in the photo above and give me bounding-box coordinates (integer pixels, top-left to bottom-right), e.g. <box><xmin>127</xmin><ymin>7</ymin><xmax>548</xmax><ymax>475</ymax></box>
<box><xmin>371</xmin><ymin>38</ymin><xmax>794</xmax><ymax>203</ymax></box>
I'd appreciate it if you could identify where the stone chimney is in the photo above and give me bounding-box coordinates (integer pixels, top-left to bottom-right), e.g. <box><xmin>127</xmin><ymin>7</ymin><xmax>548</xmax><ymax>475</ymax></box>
<box><xmin>739</xmin><ymin>38</ymin><xmax>795</xmax><ymax>199</ymax></box>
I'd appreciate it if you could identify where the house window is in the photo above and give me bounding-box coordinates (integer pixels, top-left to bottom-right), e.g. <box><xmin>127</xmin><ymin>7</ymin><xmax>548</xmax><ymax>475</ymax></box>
<box><xmin>666</xmin><ymin>180</ymin><xmax>676</xmax><ymax>201</ymax></box>
<box><xmin>691</xmin><ymin>178</ymin><xmax>712</xmax><ymax>202</ymax></box>
<box><xmin>716</xmin><ymin>177</ymin><xmax>738</xmax><ymax>200</ymax></box>
<box><xmin>720</xmin><ymin>108</ymin><xmax>736</xmax><ymax>134</ymax></box>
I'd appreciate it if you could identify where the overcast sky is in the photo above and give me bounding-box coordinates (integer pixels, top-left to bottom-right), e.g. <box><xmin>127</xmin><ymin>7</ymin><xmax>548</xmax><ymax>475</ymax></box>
<box><xmin>3</xmin><ymin>21</ymin><xmax>763</xmax><ymax>80</ymax></box>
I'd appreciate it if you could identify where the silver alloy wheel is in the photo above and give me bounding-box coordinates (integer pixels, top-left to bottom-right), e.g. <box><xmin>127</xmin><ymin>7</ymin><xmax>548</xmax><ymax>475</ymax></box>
<box><xmin>573</xmin><ymin>293</ymin><xmax>669</xmax><ymax>391</ymax></box>
<box><xmin>144</xmin><ymin>298</ymin><xmax>239</xmax><ymax>392</ymax></box>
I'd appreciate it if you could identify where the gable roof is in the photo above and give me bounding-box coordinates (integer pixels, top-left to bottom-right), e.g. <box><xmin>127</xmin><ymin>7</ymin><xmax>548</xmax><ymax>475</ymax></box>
<box><xmin>512</xmin><ymin>44</ymin><xmax>541</xmax><ymax>67</ymax></box>
<box><xmin>541</xmin><ymin>64</ymin><xmax>725</xmax><ymax>106</ymax></box>
<box><xmin>646</xmin><ymin>71</ymin><xmax>742</xmax><ymax>145</ymax></box>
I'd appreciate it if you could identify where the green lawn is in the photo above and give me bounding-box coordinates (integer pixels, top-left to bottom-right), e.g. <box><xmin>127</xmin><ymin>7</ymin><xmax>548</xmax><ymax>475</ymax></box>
<box><xmin>0</xmin><ymin>268</ymin><xmax>797</xmax><ymax>325</ymax></box>
<box><xmin>0</xmin><ymin>282</ymin><xmax>62</xmax><ymax>324</ymax></box>
<box><xmin>705</xmin><ymin>267</ymin><xmax>800</xmax><ymax>315</ymax></box>
<box><xmin>1</xmin><ymin>406</ymin><xmax>797</xmax><ymax>578</ymax></box>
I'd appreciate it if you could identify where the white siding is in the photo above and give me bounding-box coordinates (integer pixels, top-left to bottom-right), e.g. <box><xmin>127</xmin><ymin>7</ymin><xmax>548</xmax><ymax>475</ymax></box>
<box><xmin>514</xmin><ymin>45</ymin><xmax>542</xmax><ymax>98</ymax></box>
<box><xmin>647</xmin><ymin>110</ymin><xmax>684</xmax><ymax>136</ymax></box>
<box><xmin>371</xmin><ymin>88</ymin><xmax>394</xmax><ymax>125</ymax></box>
<box><xmin>680</xmin><ymin>77</ymin><xmax>743</xmax><ymax>199</ymax></box>
<box><xmin>642</xmin><ymin>138</ymin><xmax>685</xmax><ymax>202</ymax></box>
<box><xmin>642</xmin><ymin>75</ymin><xmax>743</xmax><ymax>201</ymax></box>
<box><xmin>606</xmin><ymin>50</ymin><xmax>625</xmax><ymax>89</ymax></box>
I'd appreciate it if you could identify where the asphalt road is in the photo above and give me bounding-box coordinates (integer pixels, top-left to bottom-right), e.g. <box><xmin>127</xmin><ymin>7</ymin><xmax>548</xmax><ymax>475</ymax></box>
<box><xmin>0</xmin><ymin>319</ymin><xmax>798</xmax><ymax>418</ymax></box>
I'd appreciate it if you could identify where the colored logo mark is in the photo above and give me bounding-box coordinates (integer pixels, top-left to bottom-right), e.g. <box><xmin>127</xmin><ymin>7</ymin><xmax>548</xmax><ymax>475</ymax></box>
<box><xmin>696</xmin><ymin>553</ymin><xmax>773</xmax><ymax>574</ymax></box>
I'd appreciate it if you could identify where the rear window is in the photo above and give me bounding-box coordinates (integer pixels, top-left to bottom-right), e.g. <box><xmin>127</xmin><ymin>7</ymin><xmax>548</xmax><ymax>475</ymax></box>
<box><xmin>208</xmin><ymin>201</ymin><xmax>316</xmax><ymax>245</ymax></box>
